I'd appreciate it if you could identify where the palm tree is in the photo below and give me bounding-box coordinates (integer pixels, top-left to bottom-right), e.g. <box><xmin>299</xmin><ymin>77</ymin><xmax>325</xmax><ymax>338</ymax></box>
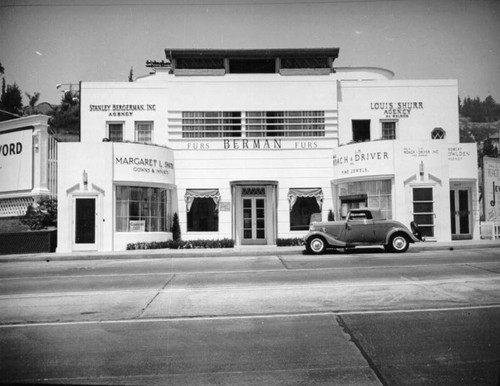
<box><xmin>24</xmin><ymin>92</ymin><xmax>40</xmax><ymax>115</ymax></box>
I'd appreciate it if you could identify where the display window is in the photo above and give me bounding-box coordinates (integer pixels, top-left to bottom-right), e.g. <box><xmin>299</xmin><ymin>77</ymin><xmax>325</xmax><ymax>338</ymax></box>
<box><xmin>337</xmin><ymin>180</ymin><xmax>392</xmax><ymax>219</ymax></box>
<box><xmin>116</xmin><ymin>186</ymin><xmax>170</xmax><ymax>232</ymax></box>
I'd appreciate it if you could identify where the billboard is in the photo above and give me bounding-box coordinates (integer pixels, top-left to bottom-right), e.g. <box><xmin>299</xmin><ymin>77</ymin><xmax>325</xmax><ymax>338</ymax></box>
<box><xmin>483</xmin><ymin>157</ymin><xmax>500</xmax><ymax>221</ymax></box>
<box><xmin>0</xmin><ymin>129</ymin><xmax>33</xmax><ymax>193</ymax></box>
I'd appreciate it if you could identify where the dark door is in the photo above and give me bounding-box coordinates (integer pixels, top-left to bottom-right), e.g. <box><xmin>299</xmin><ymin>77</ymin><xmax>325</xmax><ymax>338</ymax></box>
<box><xmin>450</xmin><ymin>189</ymin><xmax>471</xmax><ymax>240</ymax></box>
<box><xmin>75</xmin><ymin>198</ymin><xmax>96</xmax><ymax>244</ymax></box>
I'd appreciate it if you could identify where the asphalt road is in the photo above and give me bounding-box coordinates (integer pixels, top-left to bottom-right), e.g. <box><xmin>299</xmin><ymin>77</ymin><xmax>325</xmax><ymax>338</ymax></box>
<box><xmin>0</xmin><ymin>247</ymin><xmax>499</xmax><ymax>385</ymax></box>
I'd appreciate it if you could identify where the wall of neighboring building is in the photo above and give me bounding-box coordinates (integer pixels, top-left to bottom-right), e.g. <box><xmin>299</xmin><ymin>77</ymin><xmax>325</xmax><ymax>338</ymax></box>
<box><xmin>0</xmin><ymin>115</ymin><xmax>57</xmax><ymax>219</ymax></box>
<box><xmin>338</xmin><ymin>80</ymin><xmax>460</xmax><ymax>144</ymax></box>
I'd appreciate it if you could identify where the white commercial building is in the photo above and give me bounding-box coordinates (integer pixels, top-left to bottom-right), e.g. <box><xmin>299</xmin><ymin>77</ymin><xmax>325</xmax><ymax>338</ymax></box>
<box><xmin>57</xmin><ymin>48</ymin><xmax>479</xmax><ymax>252</ymax></box>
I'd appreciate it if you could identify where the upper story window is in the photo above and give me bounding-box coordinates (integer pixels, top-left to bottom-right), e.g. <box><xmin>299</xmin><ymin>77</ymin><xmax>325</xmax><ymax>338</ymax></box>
<box><xmin>135</xmin><ymin>122</ymin><xmax>153</xmax><ymax>143</ymax></box>
<box><xmin>352</xmin><ymin>120</ymin><xmax>370</xmax><ymax>142</ymax></box>
<box><xmin>107</xmin><ymin>122</ymin><xmax>123</xmax><ymax>142</ymax></box>
<box><xmin>183</xmin><ymin>112</ymin><xmax>241</xmax><ymax>138</ymax></box>
<box><xmin>381</xmin><ymin>120</ymin><xmax>397</xmax><ymax>140</ymax></box>
<box><xmin>431</xmin><ymin>128</ymin><xmax>446</xmax><ymax>139</ymax></box>
<box><xmin>181</xmin><ymin>111</ymin><xmax>325</xmax><ymax>138</ymax></box>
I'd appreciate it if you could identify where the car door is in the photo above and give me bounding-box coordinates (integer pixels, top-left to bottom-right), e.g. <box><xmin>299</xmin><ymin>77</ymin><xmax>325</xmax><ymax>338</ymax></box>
<box><xmin>344</xmin><ymin>211</ymin><xmax>376</xmax><ymax>244</ymax></box>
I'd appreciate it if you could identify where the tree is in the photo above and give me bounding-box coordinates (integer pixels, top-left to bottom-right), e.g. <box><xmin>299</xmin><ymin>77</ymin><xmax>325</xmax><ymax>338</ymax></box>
<box><xmin>49</xmin><ymin>89</ymin><xmax>80</xmax><ymax>137</ymax></box>
<box><xmin>24</xmin><ymin>91</ymin><xmax>40</xmax><ymax>115</ymax></box>
<box><xmin>171</xmin><ymin>212</ymin><xmax>181</xmax><ymax>241</ymax></box>
<box><xmin>128</xmin><ymin>67</ymin><xmax>134</xmax><ymax>82</ymax></box>
<box><xmin>0</xmin><ymin>83</ymin><xmax>23</xmax><ymax>121</ymax></box>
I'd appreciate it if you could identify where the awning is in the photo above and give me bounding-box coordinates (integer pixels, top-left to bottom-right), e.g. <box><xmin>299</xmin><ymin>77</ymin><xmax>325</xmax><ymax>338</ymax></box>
<box><xmin>184</xmin><ymin>189</ymin><xmax>221</xmax><ymax>212</ymax></box>
<box><xmin>287</xmin><ymin>188</ymin><xmax>323</xmax><ymax>211</ymax></box>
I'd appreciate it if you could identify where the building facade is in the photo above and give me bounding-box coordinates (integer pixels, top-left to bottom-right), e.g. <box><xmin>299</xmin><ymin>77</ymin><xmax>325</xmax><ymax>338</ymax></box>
<box><xmin>0</xmin><ymin>115</ymin><xmax>57</xmax><ymax>218</ymax></box>
<box><xmin>57</xmin><ymin>48</ymin><xmax>479</xmax><ymax>252</ymax></box>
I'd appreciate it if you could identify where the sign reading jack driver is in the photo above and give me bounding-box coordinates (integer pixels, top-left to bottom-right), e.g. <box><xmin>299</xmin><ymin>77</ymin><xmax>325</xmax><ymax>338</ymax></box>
<box><xmin>333</xmin><ymin>141</ymin><xmax>394</xmax><ymax>179</ymax></box>
<box><xmin>113</xmin><ymin>142</ymin><xmax>175</xmax><ymax>185</ymax></box>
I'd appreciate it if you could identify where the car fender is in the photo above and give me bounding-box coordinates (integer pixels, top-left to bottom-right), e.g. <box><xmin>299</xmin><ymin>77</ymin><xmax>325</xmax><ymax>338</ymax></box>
<box><xmin>385</xmin><ymin>227</ymin><xmax>419</xmax><ymax>244</ymax></box>
<box><xmin>305</xmin><ymin>231</ymin><xmax>347</xmax><ymax>248</ymax></box>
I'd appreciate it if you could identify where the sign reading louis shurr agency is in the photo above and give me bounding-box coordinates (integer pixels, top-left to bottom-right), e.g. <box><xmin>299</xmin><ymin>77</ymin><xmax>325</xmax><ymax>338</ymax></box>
<box><xmin>0</xmin><ymin>129</ymin><xmax>33</xmax><ymax>193</ymax></box>
<box><xmin>370</xmin><ymin>101</ymin><xmax>424</xmax><ymax>119</ymax></box>
<box><xmin>113</xmin><ymin>142</ymin><xmax>175</xmax><ymax>185</ymax></box>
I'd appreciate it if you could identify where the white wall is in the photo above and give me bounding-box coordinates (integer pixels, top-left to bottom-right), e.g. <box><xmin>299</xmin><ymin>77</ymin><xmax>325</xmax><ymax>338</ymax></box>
<box><xmin>338</xmin><ymin>80</ymin><xmax>459</xmax><ymax>145</ymax></box>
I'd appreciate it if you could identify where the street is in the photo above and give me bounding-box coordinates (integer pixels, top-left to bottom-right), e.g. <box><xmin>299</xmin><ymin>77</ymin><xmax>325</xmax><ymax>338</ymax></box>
<box><xmin>1</xmin><ymin>247</ymin><xmax>499</xmax><ymax>385</ymax></box>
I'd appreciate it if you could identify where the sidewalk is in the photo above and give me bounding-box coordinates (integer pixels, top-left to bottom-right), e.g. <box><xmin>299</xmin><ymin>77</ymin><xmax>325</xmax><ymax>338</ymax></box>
<box><xmin>1</xmin><ymin>239</ymin><xmax>499</xmax><ymax>263</ymax></box>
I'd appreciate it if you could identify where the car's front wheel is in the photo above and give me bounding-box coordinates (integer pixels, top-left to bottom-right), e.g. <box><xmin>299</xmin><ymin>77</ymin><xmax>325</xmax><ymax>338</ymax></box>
<box><xmin>386</xmin><ymin>233</ymin><xmax>409</xmax><ymax>253</ymax></box>
<box><xmin>306</xmin><ymin>236</ymin><xmax>326</xmax><ymax>254</ymax></box>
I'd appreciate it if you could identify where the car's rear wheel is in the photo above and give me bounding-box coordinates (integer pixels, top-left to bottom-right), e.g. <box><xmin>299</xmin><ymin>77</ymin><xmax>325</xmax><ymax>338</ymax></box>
<box><xmin>387</xmin><ymin>233</ymin><xmax>409</xmax><ymax>253</ymax></box>
<box><xmin>306</xmin><ymin>236</ymin><xmax>326</xmax><ymax>254</ymax></box>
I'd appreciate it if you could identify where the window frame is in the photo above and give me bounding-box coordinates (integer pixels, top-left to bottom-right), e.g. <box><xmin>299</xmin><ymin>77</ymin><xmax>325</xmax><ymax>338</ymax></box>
<box><xmin>135</xmin><ymin>121</ymin><xmax>153</xmax><ymax>144</ymax></box>
<box><xmin>115</xmin><ymin>185</ymin><xmax>170</xmax><ymax>233</ymax></box>
<box><xmin>186</xmin><ymin>197</ymin><xmax>219</xmax><ymax>232</ymax></box>
<box><xmin>107</xmin><ymin>121</ymin><xmax>124</xmax><ymax>142</ymax></box>
<box><xmin>431</xmin><ymin>127</ymin><xmax>446</xmax><ymax>139</ymax></box>
<box><xmin>380</xmin><ymin>120</ymin><xmax>397</xmax><ymax>140</ymax></box>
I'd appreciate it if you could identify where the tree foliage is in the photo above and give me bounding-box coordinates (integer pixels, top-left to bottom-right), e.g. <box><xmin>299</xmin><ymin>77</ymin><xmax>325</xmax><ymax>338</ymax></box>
<box><xmin>171</xmin><ymin>212</ymin><xmax>181</xmax><ymax>241</ymax></box>
<box><xmin>21</xmin><ymin>196</ymin><xmax>57</xmax><ymax>230</ymax></box>
<box><xmin>0</xmin><ymin>83</ymin><xmax>23</xmax><ymax>121</ymax></box>
<box><xmin>459</xmin><ymin>95</ymin><xmax>500</xmax><ymax>123</ymax></box>
<box><xmin>49</xmin><ymin>89</ymin><xmax>80</xmax><ymax>136</ymax></box>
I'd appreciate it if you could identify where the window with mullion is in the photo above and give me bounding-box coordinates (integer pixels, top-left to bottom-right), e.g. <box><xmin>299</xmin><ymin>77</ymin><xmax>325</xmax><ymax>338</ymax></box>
<box><xmin>135</xmin><ymin>122</ymin><xmax>153</xmax><ymax>143</ymax></box>
<box><xmin>381</xmin><ymin>121</ymin><xmax>397</xmax><ymax>140</ymax></box>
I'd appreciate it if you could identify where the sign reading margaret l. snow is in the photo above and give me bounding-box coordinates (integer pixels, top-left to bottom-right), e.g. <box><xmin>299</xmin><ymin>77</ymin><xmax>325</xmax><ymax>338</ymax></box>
<box><xmin>113</xmin><ymin>142</ymin><xmax>175</xmax><ymax>185</ymax></box>
<box><xmin>0</xmin><ymin>129</ymin><xmax>33</xmax><ymax>193</ymax></box>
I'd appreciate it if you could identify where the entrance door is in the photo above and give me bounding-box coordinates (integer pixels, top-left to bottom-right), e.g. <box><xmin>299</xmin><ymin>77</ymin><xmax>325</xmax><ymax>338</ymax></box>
<box><xmin>450</xmin><ymin>189</ymin><xmax>472</xmax><ymax>240</ymax></box>
<box><xmin>74</xmin><ymin>197</ymin><xmax>97</xmax><ymax>250</ymax></box>
<box><xmin>242</xmin><ymin>197</ymin><xmax>266</xmax><ymax>245</ymax></box>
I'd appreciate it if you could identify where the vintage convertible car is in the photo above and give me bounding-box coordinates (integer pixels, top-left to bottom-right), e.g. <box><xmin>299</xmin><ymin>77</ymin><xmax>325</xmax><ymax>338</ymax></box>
<box><xmin>304</xmin><ymin>208</ymin><xmax>422</xmax><ymax>254</ymax></box>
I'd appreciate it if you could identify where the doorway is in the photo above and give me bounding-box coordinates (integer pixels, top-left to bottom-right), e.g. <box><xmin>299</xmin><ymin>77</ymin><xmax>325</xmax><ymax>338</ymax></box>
<box><xmin>450</xmin><ymin>188</ymin><xmax>472</xmax><ymax>240</ymax></box>
<box><xmin>73</xmin><ymin>197</ymin><xmax>98</xmax><ymax>250</ymax></box>
<box><xmin>231</xmin><ymin>182</ymin><xmax>277</xmax><ymax>246</ymax></box>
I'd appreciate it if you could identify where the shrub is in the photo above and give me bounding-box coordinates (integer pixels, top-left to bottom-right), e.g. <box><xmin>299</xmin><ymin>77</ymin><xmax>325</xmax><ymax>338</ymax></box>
<box><xmin>126</xmin><ymin>238</ymin><xmax>235</xmax><ymax>250</ymax></box>
<box><xmin>171</xmin><ymin>212</ymin><xmax>181</xmax><ymax>241</ymax></box>
<box><xmin>21</xmin><ymin>196</ymin><xmax>57</xmax><ymax>230</ymax></box>
<box><xmin>276</xmin><ymin>238</ymin><xmax>304</xmax><ymax>247</ymax></box>
<box><xmin>328</xmin><ymin>209</ymin><xmax>335</xmax><ymax>221</ymax></box>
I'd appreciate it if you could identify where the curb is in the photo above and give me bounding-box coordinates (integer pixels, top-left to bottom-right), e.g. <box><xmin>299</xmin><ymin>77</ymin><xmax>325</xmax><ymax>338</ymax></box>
<box><xmin>0</xmin><ymin>240</ymin><xmax>499</xmax><ymax>263</ymax></box>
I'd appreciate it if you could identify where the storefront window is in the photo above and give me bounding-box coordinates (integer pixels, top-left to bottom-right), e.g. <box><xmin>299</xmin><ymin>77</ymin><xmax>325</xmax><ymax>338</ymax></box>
<box><xmin>116</xmin><ymin>186</ymin><xmax>170</xmax><ymax>232</ymax></box>
<box><xmin>337</xmin><ymin>180</ymin><xmax>392</xmax><ymax>219</ymax></box>
<box><xmin>187</xmin><ymin>197</ymin><xmax>219</xmax><ymax>232</ymax></box>
<box><xmin>288</xmin><ymin>188</ymin><xmax>323</xmax><ymax>230</ymax></box>
<box><xmin>290</xmin><ymin>197</ymin><xmax>321</xmax><ymax>230</ymax></box>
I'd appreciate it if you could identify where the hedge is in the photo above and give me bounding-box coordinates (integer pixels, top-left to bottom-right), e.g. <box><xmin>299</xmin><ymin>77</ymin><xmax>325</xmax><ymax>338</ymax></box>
<box><xmin>277</xmin><ymin>238</ymin><xmax>304</xmax><ymax>246</ymax></box>
<box><xmin>127</xmin><ymin>238</ymin><xmax>234</xmax><ymax>250</ymax></box>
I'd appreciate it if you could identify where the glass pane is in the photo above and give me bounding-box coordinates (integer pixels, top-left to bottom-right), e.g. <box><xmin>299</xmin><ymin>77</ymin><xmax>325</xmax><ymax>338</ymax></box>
<box><xmin>414</xmin><ymin>214</ymin><xmax>434</xmax><ymax>225</ymax></box>
<box><xmin>420</xmin><ymin>226</ymin><xmax>434</xmax><ymax>237</ymax></box>
<box><xmin>75</xmin><ymin>198</ymin><xmax>95</xmax><ymax>244</ymax></box>
<box><xmin>244</xmin><ymin>230</ymin><xmax>252</xmax><ymax>238</ymax></box>
<box><xmin>413</xmin><ymin>202</ymin><xmax>433</xmax><ymax>213</ymax></box>
<box><xmin>459</xmin><ymin>190</ymin><xmax>469</xmax><ymax>211</ymax></box>
<box><xmin>257</xmin><ymin>230</ymin><xmax>265</xmax><ymax>239</ymax></box>
<box><xmin>413</xmin><ymin>188</ymin><xmax>433</xmax><ymax>201</ymax></box>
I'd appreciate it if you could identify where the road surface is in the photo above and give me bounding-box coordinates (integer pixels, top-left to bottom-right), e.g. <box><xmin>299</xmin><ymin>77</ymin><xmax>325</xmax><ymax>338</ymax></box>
<box><xmin>1</xmin><ymin>247</ymin><xmax>499</xmax><ymax>384</ymax></box>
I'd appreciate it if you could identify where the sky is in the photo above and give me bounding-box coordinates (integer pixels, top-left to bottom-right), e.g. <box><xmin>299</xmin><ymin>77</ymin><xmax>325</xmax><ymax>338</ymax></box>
<box><xmin>0</xmin><ymin>0</ymin><xmax>499</xmax><ymax>106</ymax></box>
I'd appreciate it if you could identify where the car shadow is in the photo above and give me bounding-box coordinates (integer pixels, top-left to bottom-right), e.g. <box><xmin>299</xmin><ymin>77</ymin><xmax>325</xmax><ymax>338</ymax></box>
<box><xmin>302</xmin><ymin>247</ymin><xmax>385</xmax><ymax>255</ymax></box>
